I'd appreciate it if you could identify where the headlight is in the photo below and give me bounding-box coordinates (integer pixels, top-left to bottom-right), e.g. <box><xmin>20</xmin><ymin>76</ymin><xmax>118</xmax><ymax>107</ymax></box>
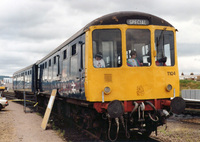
<box><xmin>166</xmin><ymin>84</ymin><xmax>172</xmax><ymax>92</ymax></box>
<box><xmin>104</xmin><ymin>87</ymin><xmax>111</xmax><ymax>94</ymax></box>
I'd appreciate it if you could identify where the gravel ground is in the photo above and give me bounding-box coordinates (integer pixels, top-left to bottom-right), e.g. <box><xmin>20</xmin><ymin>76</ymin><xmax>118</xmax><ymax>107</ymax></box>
<box><xmin>0</xmin><ymin>101</ymin><xmax>64</xmax><ymax>142</ymax></box>
<box><xmin>150</xmin><ymin>114</ymin><xmax>200</xmax><ymax>142</ymax></box>
<box><xmin>1</xmin><ymin>101</ymin><xmax>200</xmax><ymax>142</ymax></box>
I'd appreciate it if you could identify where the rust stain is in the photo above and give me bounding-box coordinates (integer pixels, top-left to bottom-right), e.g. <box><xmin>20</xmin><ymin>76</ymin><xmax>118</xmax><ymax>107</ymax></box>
<box><xmin>112</xmin><ymin>16</ymin><xmax>118</xmax><ymax>22</ymax></box>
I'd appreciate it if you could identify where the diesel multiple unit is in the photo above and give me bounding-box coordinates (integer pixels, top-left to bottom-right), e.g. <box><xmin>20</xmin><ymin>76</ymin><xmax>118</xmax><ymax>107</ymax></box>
<box><xmin>13</xmin><ymin>12</ymin><xmax>185</xmax><ymax>141</ymax></box>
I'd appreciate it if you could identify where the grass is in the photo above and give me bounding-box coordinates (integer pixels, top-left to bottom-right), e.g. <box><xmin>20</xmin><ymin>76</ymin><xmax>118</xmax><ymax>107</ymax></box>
<box><xmin>180</xmin><ymin>80</ymin><xmax>200</xmax><ymax>90</ymax></box>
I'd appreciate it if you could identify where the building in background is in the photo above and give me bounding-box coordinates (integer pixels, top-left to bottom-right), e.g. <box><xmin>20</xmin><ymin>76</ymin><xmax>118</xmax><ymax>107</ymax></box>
<box><xmin>180</xmin><ymin>73</ymin><xmax>200</xmax><ymax>81</ymax></box>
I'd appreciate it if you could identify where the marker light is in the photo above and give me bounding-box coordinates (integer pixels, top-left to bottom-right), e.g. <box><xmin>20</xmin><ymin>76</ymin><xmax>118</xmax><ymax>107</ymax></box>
<box><xmin>104</xmin><ymin>87</ymin><xmax>111</xmax><ymax>94</ymax></box>
<box><xmin>166</xmin><ymin>84</ymin><xmax>172</xmax><ymax>92</ymax></box>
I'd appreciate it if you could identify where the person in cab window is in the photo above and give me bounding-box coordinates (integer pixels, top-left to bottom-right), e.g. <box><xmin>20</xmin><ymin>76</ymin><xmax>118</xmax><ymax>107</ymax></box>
<box><xmin>156</xmin><ymin>56</ymin><xmax>167</xmax><ymax>66</ymax></box>
<box><xmin>156</xmin><ymin>52</ymin><xmax>167</xmax><ymax>66</ymax></box>
<box><xmin>93</xmin><ymin>52</ymin><xmax>105</xmax><ymax>68</ymax></box>
<box><xmin>127</xmin><ymin>51</ymin><xmax>142</xmax><ymax>67</ymax></box>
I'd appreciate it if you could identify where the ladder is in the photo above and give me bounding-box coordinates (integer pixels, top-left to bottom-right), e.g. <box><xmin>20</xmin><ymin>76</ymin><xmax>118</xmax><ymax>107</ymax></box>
<box><xmin>23</xmin><ymin>91</ymin><xmax>38</xmax><ymax>113</ymax></box>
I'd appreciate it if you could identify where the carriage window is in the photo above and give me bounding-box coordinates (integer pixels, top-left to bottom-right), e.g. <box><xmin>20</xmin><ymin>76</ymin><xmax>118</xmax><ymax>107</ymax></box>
<box><xmin>54</xmin><ymin>56</ymin><xmax>56</xmax><ymax>64</ymax></box>
<box><xmin>63</xmin><ymin>50</ymin><xmax>67</xmax><ymax>59</ymax></box>
<box><xmin>92</xmin><ymin>29</ymin><xmax>122</xmax><ymax>68</ymax></box>
<box><xmin>71</xmin><ymin>55</ymin><xmax>78</xmax><ymax>76</ymax></box>
<box><xmin>49</xmin><ymin>59</ymin><xmax>51</xmax><ymax>67</ymax></box>
<box><xmin>81</xmin><ymin>44</ymin><xmax>85</xmax><ymax>69</ymax></box>
<box><xmin>45</xmin><ymin>62</ymin><xmax>47</xmax><ymax>68</ymax></box>
<box><xmin>155</xmin><ymin>30</ymin><xmax>174</xmax><ymax>66</ymax></box>
<box><xmin>72</xmin><ymin>44</ymin><xmax>76</xmax><ymax>56</ymax></box>
<box><xmin>126</xmin><ymin>29</ymin><xmax>151</xmax><ymax>67</ymax></box>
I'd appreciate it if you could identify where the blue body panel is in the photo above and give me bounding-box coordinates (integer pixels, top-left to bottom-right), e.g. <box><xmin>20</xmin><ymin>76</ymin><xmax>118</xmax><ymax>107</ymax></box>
<box><xmin>37</xmin><ymin>34</ymin><xmax>86</xmax><ymax>100</ymax></box>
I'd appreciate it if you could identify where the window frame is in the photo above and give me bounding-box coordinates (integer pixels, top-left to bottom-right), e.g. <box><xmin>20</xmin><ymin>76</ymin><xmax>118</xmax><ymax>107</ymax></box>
<box><xmin>126</xmin><ymin>28</ymin><xmax>151</xmax><ymax>67</ymax></box>
<box><xmin>154</xmin><ymin>30</ymin><xmax>175</xmax><ymax>67</ymax></box>
<box><xmin>92</xmin><ymin>28</ymin><xmax>122</xmax><ymax>68</ymax></box>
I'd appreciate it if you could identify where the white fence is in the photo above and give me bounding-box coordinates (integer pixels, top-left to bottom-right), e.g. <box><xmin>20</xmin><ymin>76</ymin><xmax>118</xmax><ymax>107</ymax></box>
<box><xmin>182</xmin><ymin>89</ymin><xmax>200</xmax><ymax>102</ymax></box>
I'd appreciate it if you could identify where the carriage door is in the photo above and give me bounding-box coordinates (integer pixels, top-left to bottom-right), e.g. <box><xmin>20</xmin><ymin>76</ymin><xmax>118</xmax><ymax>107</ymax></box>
<box><xmin>70</xmin><ymin>43</ymin><xmax>79</xmax><ymax>95</ymax></box>
<box><xmin>79</xmin><ymin>41</ymin><xmax>85</xmax><ymax>96</ymax></box>
<box><xmin>70</xmin><ymin>40</ymin><xmax>85</xmax><ymax>96</ymax></box>
<box><xmin>38</xmin><ymin>64</ymin><xmax>43</xmax><ymax>92</ymax></box>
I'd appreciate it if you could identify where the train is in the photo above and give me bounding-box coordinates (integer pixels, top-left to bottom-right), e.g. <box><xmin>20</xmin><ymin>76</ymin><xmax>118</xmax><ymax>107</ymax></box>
<box><xmin>0</xmin><ymin>81</ymin><xmax>7</xmax><ymax>92</ymax></box>
<box><xmin>13</xmin><ymin>11</ymin><xmax>185</xmax><ymax>141</ymax></box>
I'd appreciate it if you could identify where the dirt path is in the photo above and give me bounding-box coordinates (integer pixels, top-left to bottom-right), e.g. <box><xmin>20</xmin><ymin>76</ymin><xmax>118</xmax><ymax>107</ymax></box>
<box><xmin>0</xmin><ymin>101</ymin><xmax>65</xmax><ymax>142</ymax></box>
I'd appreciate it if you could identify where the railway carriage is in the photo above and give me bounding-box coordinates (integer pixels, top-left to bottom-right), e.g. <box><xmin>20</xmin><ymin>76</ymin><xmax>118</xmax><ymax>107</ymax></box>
<box><xmin>13</xmin><ymin>11</ymin><xmax>185</xmax><ymax>141</ymax></box>
<box><xmin>13</xmin><ymin>64</ymin><xmax>37</xmax><ymax>98</ymax></box>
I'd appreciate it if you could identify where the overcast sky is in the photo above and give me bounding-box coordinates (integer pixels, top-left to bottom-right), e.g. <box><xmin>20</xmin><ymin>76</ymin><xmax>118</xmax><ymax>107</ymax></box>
<box><xmin>0</xmin><ymin>0</ymin><xmax>200</xmax><ymax>76</ymax></box>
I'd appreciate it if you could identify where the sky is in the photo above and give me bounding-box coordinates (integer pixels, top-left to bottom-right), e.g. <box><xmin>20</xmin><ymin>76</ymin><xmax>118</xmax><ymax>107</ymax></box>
<box><xmin>0</xmin><ymin>0</ymin><xmax>200</xmax><ymax>76</ymax></box>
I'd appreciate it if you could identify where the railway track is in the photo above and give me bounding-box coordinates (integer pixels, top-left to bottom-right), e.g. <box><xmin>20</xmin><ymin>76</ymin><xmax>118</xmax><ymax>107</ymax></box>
<box><xmin>3</xmin><ymin>92</ymin><xmax>162</xmax><ymax>141</ymax></box>
<box><xmin>39</xmin><ymin>104</ymin><xmax>160</xmax><ymax>141</ymax></box>
<box><xmin>2</xmin><ymin>92</ymin><xmax>16</xmax><ymax>100</ymax></box>
<box><xmin>37</xmin><ymin>105</ymin><xmax>101</xmax><ymax>141</ymax></box>
<box><xmin>183</xmin><ymin>100</ymin><xmax>200</xmax><ymax>116</ymax></box>
<box><xmin>183</xmin><ymin>108</ymin><xmax>200</xmax><ymax>116</ymax></box>
<box><xmin>4</xmin><ymin>92</ymin><xmax>200</xmax><ymax>141</ymax></box>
